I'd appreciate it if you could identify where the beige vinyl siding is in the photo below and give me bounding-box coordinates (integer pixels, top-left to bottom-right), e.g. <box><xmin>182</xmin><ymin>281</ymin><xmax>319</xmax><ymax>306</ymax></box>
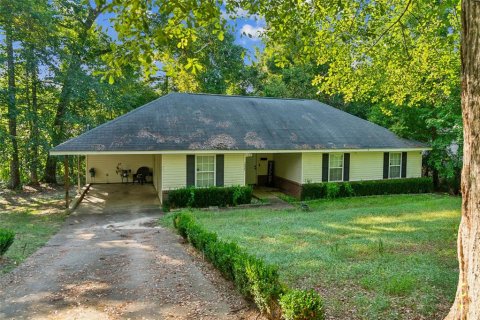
<box><xmin>350</xmin><ymin>152</ymin><xmax>384</xmax><ymax>181</ymax></box>
<box><xmin>407</xmin><ymin>151</ymin><xmax>422</xmax><ymax>178</ymax></box>
<box><xmin>302</xmin><ymin>153</ymin><xmax>323</xmax><ymax>183</ymax></box>
<box><xmin>162</xmin><ymin>154</ymin><xmax>186</xmax><ymax>190</ymax></box>
<box><xmin>86</xmin><ymin>154</ymin><xmax>154</xmax><ymax>183</ymax></box>
<box><xmin>274</xmin><ymin>153</ymin><xmax>302</xmax><ymax>183</ymax></box>
<box><xmin>163</xmin><ymin>153</ymin><xmax>245</xmax><ymax>189</ymax></box>
<box><xmin>224</xmin><ymin>154</ymin><xmax>246</xmax><ymax>186</ymax></box>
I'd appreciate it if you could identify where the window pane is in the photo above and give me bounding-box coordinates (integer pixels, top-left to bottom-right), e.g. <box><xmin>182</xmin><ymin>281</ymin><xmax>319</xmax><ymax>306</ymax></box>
<box><xmin>390</xmin><ymin>153</ymin><xmax>401</xmax><ymax>166</ymax></box>
<box><xmin>390</xmin><ymin>166</ymin><xmax>401</xmax><ymax>178</ymax></box>
<box><xmin>196</xmin><ymin>156</ymin><xmax>215</xmax><ymax>187</ymax></box>
<box><xmin>329</xmin><ymin>168</ymin><xmax>343</xmax><ymax>181</ymax></box>
<box><xmin>196</xmin><ymin>157</ymin><xmax>202</xmax><ymax>171</ymax></box>
<box><xmin>329</xmin><ymin>154</ymin><xmax>343</xmax><ymax>168</ymax></box>
<box><xmin>197</xmin><ymin>172</ymin><xmax>213</xmax><ymax>187</ymax></box>
<box><xmin>207</xmin><ymin>172</ymin><xmax>214</xmax><ymax>186</ymax></box>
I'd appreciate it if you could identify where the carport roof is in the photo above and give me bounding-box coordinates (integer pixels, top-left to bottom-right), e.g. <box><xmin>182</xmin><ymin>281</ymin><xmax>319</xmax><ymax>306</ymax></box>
<box><xmin>51</xmin><ymin>93</ymin><xmax>428</xmax><ymax>154</ymax></box>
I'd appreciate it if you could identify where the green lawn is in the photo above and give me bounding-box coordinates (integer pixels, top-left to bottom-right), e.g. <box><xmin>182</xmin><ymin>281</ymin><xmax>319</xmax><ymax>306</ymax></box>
<box><xmin>169</xmin><ymin>194</ymin><xmax>461</xmax><ymax>319</ymax></box>
<box><xmin>0</xmin><ymin>188</ymin><xmax>67</xmax><ymax>273</ymax></box>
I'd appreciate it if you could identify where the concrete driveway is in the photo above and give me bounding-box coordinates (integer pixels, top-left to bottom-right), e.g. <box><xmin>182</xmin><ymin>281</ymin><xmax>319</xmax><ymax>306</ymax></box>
<box><xmin>0</xmin><ymin>184</ymin><xmax>258</xmax><ymax>320</ymax></box>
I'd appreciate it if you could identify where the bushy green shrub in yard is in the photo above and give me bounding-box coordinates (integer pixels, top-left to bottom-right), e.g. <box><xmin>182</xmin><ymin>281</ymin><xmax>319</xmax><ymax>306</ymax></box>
<box><xmin>301</xmin><ymin>177</ymin><xmax>433</xmax><ymax>200</ymax></box>
<box><xmin>168</xmin><ymin>187</ymin><xmax>195</xmax><ymax>209</ymax></box>
<box><xmin>173</xmin><ymin>212</ymin><xmax>324</xmax><ymax>319</ymax></box>
<box><xmin>244</xmin><ymin>254</ymin><xmax>284</xmax><ymax>314</ymax></box>
<box><xmin>280</xmin><ymin>289</ymin><xmax>325</xmax><ymax>320</ymax></box>
<box><xmin>0</xmin><ymin>228</ymin><xmax>15</xmax><ymax>256</ymax></box>
<box><xmin>165</xmin><ymin>185</ymin><xmax>253</xmax><ymax>211</ymax></box>
<box><xmin>207</xmin><ymin>241</ymin><xmax>240</xmax><ymax>281</ymax></box>
<box><xmin>325</xmin><ymin>183</ymin><xmax>340</xmax><ymax>199</ymax></box>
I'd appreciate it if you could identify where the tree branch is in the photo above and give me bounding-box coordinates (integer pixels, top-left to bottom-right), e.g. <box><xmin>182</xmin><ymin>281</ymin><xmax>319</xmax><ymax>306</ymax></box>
<box><xmin>370</xmin><ymin>0</ymin><xmax>414</xmax><ymax>49</ymax></box>
<box><xmin>399</xmin><ymin>21</ymin><xmax>411</xmax><ymax>59</ymax></box>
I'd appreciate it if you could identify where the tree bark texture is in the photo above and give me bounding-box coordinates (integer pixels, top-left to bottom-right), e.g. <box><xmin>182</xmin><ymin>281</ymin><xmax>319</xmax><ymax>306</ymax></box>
<box><xmin>26</xmin><ymin>45</ymin><xmax>40</xmax><ymax>185</ymax></box>
<box><xmin>447</xmin><ymin>1</ymin><xmax>480</xmax><ymax>319</ymax></box>
<box><xmin>6</xmin><ymin>24</ymin><xmax>21</xmax><ymax>189</ymax></box>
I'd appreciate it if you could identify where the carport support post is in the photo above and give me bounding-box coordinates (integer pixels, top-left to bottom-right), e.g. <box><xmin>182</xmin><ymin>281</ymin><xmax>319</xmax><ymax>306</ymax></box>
<box><xmin>64</xmin><ymin>155</ymin><xmax>69</xmax><ymax>209</ymax></box>
<box><xmin>77</xmin><ymin>156</ymin><xmax>81</xmax><ymax>195</ymax></box>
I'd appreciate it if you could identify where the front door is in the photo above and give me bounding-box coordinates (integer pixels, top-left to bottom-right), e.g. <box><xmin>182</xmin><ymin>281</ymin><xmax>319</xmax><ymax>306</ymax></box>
<box><xmin>245</xmin><ymin>155</ymin><xmax>257</xmax><ymax>185</ymax></box>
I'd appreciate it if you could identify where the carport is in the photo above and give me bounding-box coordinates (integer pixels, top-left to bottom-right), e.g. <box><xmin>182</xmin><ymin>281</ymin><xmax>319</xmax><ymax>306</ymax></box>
<box><xmin>51</xmin><ymin>153</ymin><xmax>162</xmax><ymax>209</ymax></box>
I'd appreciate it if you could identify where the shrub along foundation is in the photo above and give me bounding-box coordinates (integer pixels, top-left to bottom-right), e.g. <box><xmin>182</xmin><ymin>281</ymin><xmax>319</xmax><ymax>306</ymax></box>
<box><xmin>301</xmin><ymin>177</ymin><xmax>433</xmax><ymax>200</ymax></box>
<box><xmin>163</xmin><ymin>185</ymin><xmax>253</xmax><ymax>211</ymax></box>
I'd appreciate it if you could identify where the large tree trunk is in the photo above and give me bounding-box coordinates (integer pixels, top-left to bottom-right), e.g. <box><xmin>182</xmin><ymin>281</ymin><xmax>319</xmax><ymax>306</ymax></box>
<box><xmin>432</xmin><ymin>167</ymin><xmax>440</xmax><ymax>191</ymax></box>
<box><xmin>446</xmin><ymin>1</ymin><xmax>480</xmax><ymax>319</ymax></box>
<box><xmin>6</xmin><ymin>24</ymin><xmax>21</xmax><ymax>189</ymax></box>
<box><xmin>26</xmin><ymin>45</ymin><xmax>40</xmax><ymax>185</ymax></box>
<box><xmin>42</xmin><ymin>72</ymin><xmax>75</xmax><ymax>183</ymax></box>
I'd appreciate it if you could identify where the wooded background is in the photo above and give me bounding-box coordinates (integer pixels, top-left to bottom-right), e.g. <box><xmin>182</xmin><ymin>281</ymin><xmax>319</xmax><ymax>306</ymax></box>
<box><xmin>0</xmin><ymin>0</ymin><xmax>462</xmax><ymax>193</ymax></box>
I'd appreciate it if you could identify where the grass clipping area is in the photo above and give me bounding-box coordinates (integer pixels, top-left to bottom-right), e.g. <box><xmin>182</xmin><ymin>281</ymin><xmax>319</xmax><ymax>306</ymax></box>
<box><xmin>0</xmin><ymin>187</ymin><xmax>68</xmax><ymax>273</ymax></box>
<box><xmin>163</xmin><ymin>194</ymin><xmax>461</xmax><ymax>320</ymax></box>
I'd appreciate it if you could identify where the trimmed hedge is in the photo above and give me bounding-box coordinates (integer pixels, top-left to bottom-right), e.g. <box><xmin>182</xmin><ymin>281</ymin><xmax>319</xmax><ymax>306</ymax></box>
<box><xmin>173</xmin><ymin>212</ymin><xmax>324</xmax><ymax>319</ymax></box>
<box><xmin>0</xmin><ymin>228</ymin><xmax>15</xmax><ymax>256</ymax></box>
<box><xmin>165</xmin><ymin>185</ymin><xmax>252</xmax><ymax>210</ymax></box>
<box><xmin>301</xmin><ymin>177</ymin><xmax>433</xmax><ymax>200</ymax></box>
<box><xmin>280</xmin><ymin>289</ymin><xmax>325</xmax><ymax>320</ymax></box>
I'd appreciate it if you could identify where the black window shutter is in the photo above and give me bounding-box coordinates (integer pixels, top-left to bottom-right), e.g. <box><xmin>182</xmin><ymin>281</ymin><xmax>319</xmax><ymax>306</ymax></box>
<box><xmin>322</xmin><ymin>154</ymin><xmax>329</xmax><ymax>182</ymax></box>
<box><xmin>383</xmin><ymin>152</ymin><xmax>389</xmax><ymax>179</ymax></box>
<box><xmin>401</xmin><ymin>152</ymin><xmax>407</xmax><ymax>178</ymax></box>
<box><xmin>186</xmin><ymin>155</ymin><xmax>195</xmax><ymax>187</ymax></box>
<box><xmin>343</xmin><ymin>153</ymin><xmax>350</xmax><ymax>181</ymax></box>
<box><xmin>216</xmin><ymin>154</ymin><xmax>224</xmax><ymax>187</ymax></box>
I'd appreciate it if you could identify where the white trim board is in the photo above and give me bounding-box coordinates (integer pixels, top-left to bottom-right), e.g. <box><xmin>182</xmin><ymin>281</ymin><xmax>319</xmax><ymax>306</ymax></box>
<box><xmin>51</xmin><ymin>148</ymin><xmax>429</xmax><ymax>156</ymax></box>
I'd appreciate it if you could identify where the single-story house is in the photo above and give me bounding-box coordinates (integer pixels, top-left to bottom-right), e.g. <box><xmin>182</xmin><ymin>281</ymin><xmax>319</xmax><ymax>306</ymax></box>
<box><xmin>51</xmin><ymin>93</ymin><xmax>429</xmax><ymax>202</ymax></box>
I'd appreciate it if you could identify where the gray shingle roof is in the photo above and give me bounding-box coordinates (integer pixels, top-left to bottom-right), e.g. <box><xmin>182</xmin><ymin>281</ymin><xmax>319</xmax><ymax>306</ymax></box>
<box><xmin>51</xmin><ymin>93</ymin><xmax>427</xmax><ymax>153</ymax></box>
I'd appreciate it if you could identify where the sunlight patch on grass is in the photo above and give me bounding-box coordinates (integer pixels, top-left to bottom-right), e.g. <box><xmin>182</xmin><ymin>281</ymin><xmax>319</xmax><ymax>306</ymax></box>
<box><xmin>0</xmin><ymin>192</ymin><xmax>66</xmax><ymax>274</ymax></box>
<box><xmin>354</xmin><ymin>209</ymin><xmax>459</xmax><ymax>225</ymax></box>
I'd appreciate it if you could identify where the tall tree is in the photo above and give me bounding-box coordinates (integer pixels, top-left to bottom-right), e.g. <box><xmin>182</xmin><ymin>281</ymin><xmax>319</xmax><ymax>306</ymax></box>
<box><xmin>42</xmin><ymin>0</ymin><xmax>229</xmax><ymax>183</ymax></box>
<box><xmin>447</xmin><ymin>1</ymin><xmax>480</xmax><ymax>317</ymax></box>
<box><xmin>43</xmin><ymin>0</ymin><xmax>108</xmax><ymax>183</ymax></box>
<box><xmin>1</xmin><ymin>0</ymin><xmax>21</xmax><ymax>189</ymax></box>
<box><xmin>20</xmin><ymin>1</ymin><xmax>55</xmax><ymax>185</ymax></box>
<box><xmin>24</xmin><ymin>44</ymin><xmax>41</xmax><ymax>184</ymax></box>
<box><xmin>160</xmin><ymin>31</ymin><xmax>248</xmax><ymax>94</ymax></box>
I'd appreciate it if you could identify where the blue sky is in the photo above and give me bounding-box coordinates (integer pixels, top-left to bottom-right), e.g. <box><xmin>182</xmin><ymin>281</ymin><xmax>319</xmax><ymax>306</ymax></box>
<box><xmin>222</xmin><ymin>8</ymin><xmax>266</xmax><ymax>63</ymax></box>
<box><xmin>97</xmin><ymin>8</ymin><xmax>265</xmax><ymax>65</ymax></box>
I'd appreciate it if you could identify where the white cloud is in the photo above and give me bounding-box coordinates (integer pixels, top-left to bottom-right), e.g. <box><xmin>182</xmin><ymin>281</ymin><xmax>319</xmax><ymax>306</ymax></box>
<box><xmin>221</xmin><ymin>8</ymin><xmax>262</xmax><ymax>21</ymax></box>
<box><xmin>240</xmin><ymin>24</ymin><xmax>265</xmax><ymax>41</ymax></box>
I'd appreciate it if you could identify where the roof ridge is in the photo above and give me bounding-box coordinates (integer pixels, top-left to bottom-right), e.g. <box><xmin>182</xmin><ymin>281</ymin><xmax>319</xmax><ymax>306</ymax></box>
<box><xmin>174</xmin><ymin>92</ymin><xmax>313</xmax><ymax>102</ymax></box>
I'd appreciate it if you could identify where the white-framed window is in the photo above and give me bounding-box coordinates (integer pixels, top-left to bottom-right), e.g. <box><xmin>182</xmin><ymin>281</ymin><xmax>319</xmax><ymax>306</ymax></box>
<box><xmin>329</xmin><ymin>153</ymin><xmax>344</xmax><ymax>182</ymax></box>
<box><xmin>389</xmin><ymin>152</ymin><xmax>402</xmax><ymax>179</ymax></box>
<box><xmin>196</xmin><ymin>155</ymin><xmax>215</xmax><ymax>187</ymax></box>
